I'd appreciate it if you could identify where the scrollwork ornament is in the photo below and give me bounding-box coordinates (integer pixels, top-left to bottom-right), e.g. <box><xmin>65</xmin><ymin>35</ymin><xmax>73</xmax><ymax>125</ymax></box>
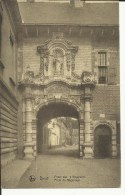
<box><xmin>81</xmin><ymin>71</ymin><xmax>97</xmax><ymax>84</ymax></box>
<box><xmin>71</xmin><ymin>52</ymin><xmax>76</xmax><ymax>71</ymax></box>
<box><xmin>22</xmin><ymin>69</ymin><xmax>34</xmax><ymax>83</ymax></box>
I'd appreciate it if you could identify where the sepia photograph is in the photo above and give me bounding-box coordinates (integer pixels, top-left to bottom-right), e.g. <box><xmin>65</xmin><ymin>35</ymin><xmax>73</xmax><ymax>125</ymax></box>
<box><xmin>0</xmin><ymin>0</ymin><xmax>123</xmax><ymax>191</ymax></box>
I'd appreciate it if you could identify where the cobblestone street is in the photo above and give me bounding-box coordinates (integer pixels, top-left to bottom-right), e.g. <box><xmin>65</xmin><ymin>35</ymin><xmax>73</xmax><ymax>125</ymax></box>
<box><xmin>17</xmin><ymin>147</ymin><xmax>120</xmax><ymax>188</ymax></box>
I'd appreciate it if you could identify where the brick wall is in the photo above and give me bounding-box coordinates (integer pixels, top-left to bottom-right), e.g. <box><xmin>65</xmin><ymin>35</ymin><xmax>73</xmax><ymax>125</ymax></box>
<box><xmin>0</xmin><ymin>1</ymin><xmax>18</xmax><ymax>96</ymax></box>
<box><xmin>90</xmin><ymin>37</ymin><xmax>120</xmax><ymax>122</ymax></box>
<box><xmin>91</xmin><ymin>85</ymin><xmax>120</xmax><ymax>121</ymax></box>
<box><xmin>0</xmin><ymin>81</ymin><xmax>18</xmax><ymax>166</ymax></box>
<box><xmin>20</xmin><ymin>35</ymin><xmax>92</xmax><ymax>77</ymax></box>
<box><xmin>19</xmin><ymin>33</ymin><xmax>119</xmax><ymax>84</ymax></box>
<box><xmin>23</xmin><ymin>38</ymin><xmax>40</xmax><ymax>75</ymax></box>
<box><xmin>92</xmin><ymin>38</ymin><xmax>119</xmax><ymax>84</ymax></box>
<box><xmin>0</xmin><ymin>1</ymin><xmax>19</xmax><ymax>166</ymax></box>
<box><xmin>17</xmin><ymin>30</ymin><xmax>120</xmax><ymax>158</ymax></box>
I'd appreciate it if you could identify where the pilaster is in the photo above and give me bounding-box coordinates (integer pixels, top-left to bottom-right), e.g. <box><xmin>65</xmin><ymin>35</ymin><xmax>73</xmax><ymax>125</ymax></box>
<box><xmin>83</xmin><ymin>87</ymin><xmax>94</xmax><ymax>158</ymax></box>
<box><xmin>79</xmin><ymin>119</ymin><xmax>84</xmax><ymax>158</ymax></box>
<box><xmin>24</xmin><ymin>92</ymin><xmax>34</xmax><ymax>159</ymax></box>
<box><xmin>112</xmin><ymin>133</ymin><xmax>117</xmax><ymax>158</ymax></box>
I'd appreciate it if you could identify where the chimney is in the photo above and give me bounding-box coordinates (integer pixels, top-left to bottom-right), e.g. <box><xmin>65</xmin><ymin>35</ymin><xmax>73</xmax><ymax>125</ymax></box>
<box><xmin>70</xmin><ymin>0</ymin><xmax>85</xmax><ymax>8</ymax></box>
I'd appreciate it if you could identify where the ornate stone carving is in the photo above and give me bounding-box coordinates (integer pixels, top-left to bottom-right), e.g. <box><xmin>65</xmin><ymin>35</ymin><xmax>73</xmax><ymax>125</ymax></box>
<box><xmin>37</xmin><ymin>34</ymin><xmax>78</xmax><ymax>79</ymax></box>
<box><xmin>66</xmin><ymin>52</ymin><xmax>71</xmax><ymax>72</ymax></box>
<box><xmin>46</xmin><ymin>84</ymin><xmax>69</xmax><ymax>94</ymax></box>
<box><xmin>22</xmin><ymin>66</ymin><xmax>34</xmax><ymax>83</ymax></box>
<box><xmin>71</xmin><ymin>71</ymin><xmax>81</xmax><ymax>81</ymax></box>
<box><xmin>34</xmin><ymin>96</ymin><xmax>41</xmax><ymax>105</ymax></box>
<box><xmin>33</xmin><ymin>96</ymin><xmax>45</xmax><ymax>110</ymax></box>
<box><xmin>81</xmin><ymin>71</ymin><xmax>97</xmax><ymax>84</ymax></box>
<box><xmin>70</xmin><ymin>96</ymin><xmax>81</xmax><ymax>107</ymax></box>
<box><xmin>44</xmin><ymin>51</ymin><xmax>49</xmax><ymax>72</ymax></box>
<box><xmin>52</xmin><ymin>48</ymin><xmax>64</xmax><ymax>75</ymax></box>
<box><xmin>52</xmin><ymin>32</ymin><xmax>64</xmax><ymax>40</ymax></box>
<box><xmin>71</xmin><ymin>51</ymin><xmax>76</xmax><ymax>71</ymax></box>
<box><xmin>93</xmin><ymin>120</ymin><xmax>115</xmax><ymax>130</ymax></box>
<box><xmin>40</xmin><ymin>49</ymin><xmax>49</xmax><ymax>75</ymax></box>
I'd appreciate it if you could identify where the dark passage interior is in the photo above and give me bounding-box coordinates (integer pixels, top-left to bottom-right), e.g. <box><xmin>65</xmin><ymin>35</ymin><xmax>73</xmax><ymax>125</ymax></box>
<box><xmin>37</xmin><ymin>102</ymin><xmax>80</xmax><ymax>158</ymax></box>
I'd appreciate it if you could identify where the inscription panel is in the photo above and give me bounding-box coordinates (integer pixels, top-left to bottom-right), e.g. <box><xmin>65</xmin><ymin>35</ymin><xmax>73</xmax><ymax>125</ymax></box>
<box><xmin>45</xmin><ymin>84</ymin><xmax>70</xmax><ymax>95</ymax></box>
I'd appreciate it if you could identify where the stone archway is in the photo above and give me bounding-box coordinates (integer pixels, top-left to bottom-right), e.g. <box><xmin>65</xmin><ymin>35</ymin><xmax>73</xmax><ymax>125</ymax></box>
<box><xmin>94</xmin><ymin>125</ymin><xmax>112</xmax><ymax>158</ymax></box>
<box><xmin>36</xmin><ymin>101</ymin><xmax>80</xmax><ymax>157</ymax></box>
<box><xmin>20</xmin><ymin>71</ymin><xmax>96</xmax><ymax>159</ymax></box>
<box><xmin>19</xmin><ymin>32</ymin><xmax>97</xmax><ymax>160</ymax></box>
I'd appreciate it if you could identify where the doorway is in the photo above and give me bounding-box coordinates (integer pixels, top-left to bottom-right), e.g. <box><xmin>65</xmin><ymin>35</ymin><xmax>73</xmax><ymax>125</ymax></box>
<box><xmin>94</xmin><ymin>125</ymin><xmax>112</xmax><ymax>158</ymax></box>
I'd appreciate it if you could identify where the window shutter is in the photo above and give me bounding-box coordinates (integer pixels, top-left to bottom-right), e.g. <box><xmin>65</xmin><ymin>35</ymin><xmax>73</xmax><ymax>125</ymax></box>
<box><xmin>108</xmin><ymin>68</ymin><xmax>116</xmax><ymax>84</ymax></box>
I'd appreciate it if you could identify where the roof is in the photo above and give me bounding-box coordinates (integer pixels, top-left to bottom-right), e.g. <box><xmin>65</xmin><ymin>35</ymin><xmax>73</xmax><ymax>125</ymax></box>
<box><xmin>18</xmin><ymin>2</ymin><xmax>119</xmax><ymax>26</ymax></box>
<box><xmin>5</xmin><ymin>0</ymin><xmax>22</xmax><ymax>25</ymax></box>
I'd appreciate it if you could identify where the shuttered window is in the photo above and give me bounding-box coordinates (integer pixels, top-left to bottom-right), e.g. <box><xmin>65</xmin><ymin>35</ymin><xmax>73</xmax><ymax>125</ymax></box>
<box><xmin>99</xmin><ymin>52</ymin><xmax>107</xmax><ymax>66</ymax></box>
<box><xmin>98</xmin><ymin>52</ymin><xmax>107</xmax><ymax>84</ymax></box>
<box><xmin>98</xmin><ymin>66</ymin><xmax>108</xmax><ymax>84</ymax></box>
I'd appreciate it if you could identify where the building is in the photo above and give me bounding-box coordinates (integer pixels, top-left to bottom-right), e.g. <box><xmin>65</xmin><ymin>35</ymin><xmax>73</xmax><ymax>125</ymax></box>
<box><xmin>0</xmin><ymin>0</ymin><xmax>120</xmax><ymax>165</ymax></box>
<box><xmin>38</xmin><ymin>119</ymin><xmax>61</xmax><ymax>152</ymax></box>
<box><xmin>38</xmin><ymin>117</ymin><xmax>72</xmax><ymax>153</ymax></box>
<box><xmin>0</xmin><ymin>0</ymin><xmax>21</xmax><ymax>166</ymax></box>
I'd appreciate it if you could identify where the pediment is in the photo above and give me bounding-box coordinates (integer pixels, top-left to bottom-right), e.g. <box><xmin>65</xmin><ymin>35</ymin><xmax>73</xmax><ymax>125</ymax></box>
<box><xmin>37</xmin><ymin>34</ymin><xmax>78</xmax><ymax>53</ymax></box>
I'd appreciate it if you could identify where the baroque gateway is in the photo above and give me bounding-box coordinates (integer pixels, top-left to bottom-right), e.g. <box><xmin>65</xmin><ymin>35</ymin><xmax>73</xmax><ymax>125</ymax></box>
<box><xmin>0</xmin><ymin>0</ymin><xmax>120</xmax><ymax>166</ymax></box>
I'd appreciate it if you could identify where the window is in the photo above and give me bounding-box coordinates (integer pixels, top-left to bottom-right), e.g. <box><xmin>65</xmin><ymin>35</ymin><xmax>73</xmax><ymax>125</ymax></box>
<box><xmin>98</xmin><ymin>52</ymin><xmax>107</xmax><ymax>84</ymax></box>
<box><xmin>98</xmin><ymin>66</ymin><xmax>107</xmax><ymax>84</ymax></box>
<box><xmin>99</xmin><ymin>52</ymin><xmax>106</xmax><ymax>66</ymax></box>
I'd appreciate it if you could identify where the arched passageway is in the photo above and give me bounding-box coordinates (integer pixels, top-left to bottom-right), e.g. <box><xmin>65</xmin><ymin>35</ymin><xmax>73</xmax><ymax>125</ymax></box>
<box><xmin>37</xmin><ymin>102</ymin><xmax>80</xmax><ymax>158</ymax></box>
<box><xmin>94</xmin><ymin>125</ymin><xmax>112</xmax><ymax>158</ymax></box>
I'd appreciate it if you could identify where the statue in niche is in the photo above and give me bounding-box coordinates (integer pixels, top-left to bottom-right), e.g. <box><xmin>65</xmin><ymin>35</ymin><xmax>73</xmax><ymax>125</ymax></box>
<box><xmin>52</xmin><ymin>49</ymin><xmax>64</xmax><ymax>74</ymax></box>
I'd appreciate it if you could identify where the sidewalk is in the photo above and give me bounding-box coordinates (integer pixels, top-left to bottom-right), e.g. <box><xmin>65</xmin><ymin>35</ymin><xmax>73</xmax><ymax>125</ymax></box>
<box><xmin>1</xmin><ymin>159</ymin><xmax>32</xmax><ymax>188</ymax></box>
<box><xmin>18</xmin><ymin>155</ymin><xmax>120</xmax><ymax>188</ymax></box>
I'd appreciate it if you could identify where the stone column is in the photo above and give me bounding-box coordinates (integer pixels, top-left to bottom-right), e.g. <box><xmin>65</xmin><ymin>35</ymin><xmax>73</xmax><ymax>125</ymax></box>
<box><xmin>32</xmin><ymin>118</ymin><xmax>38</xmax><ymax>157</ymax></box>
<box><xmin>24</xmin><ymin>97</ymin><xmax>34</xmax><ymax>159</ymax></box>
<box><xmin>83</xmin><ymin>87</ymin><xmax>94</xmax><ymax>158</ymax></box>
<box><xmin>79</xmin><ymin>119</ymin><xmax>84</xmax><ymax>158</ymax></box>
<box><xmin>112</xmin><ymin>134</ymin><xmax>117</xmax><ymax>158</ymax></box>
